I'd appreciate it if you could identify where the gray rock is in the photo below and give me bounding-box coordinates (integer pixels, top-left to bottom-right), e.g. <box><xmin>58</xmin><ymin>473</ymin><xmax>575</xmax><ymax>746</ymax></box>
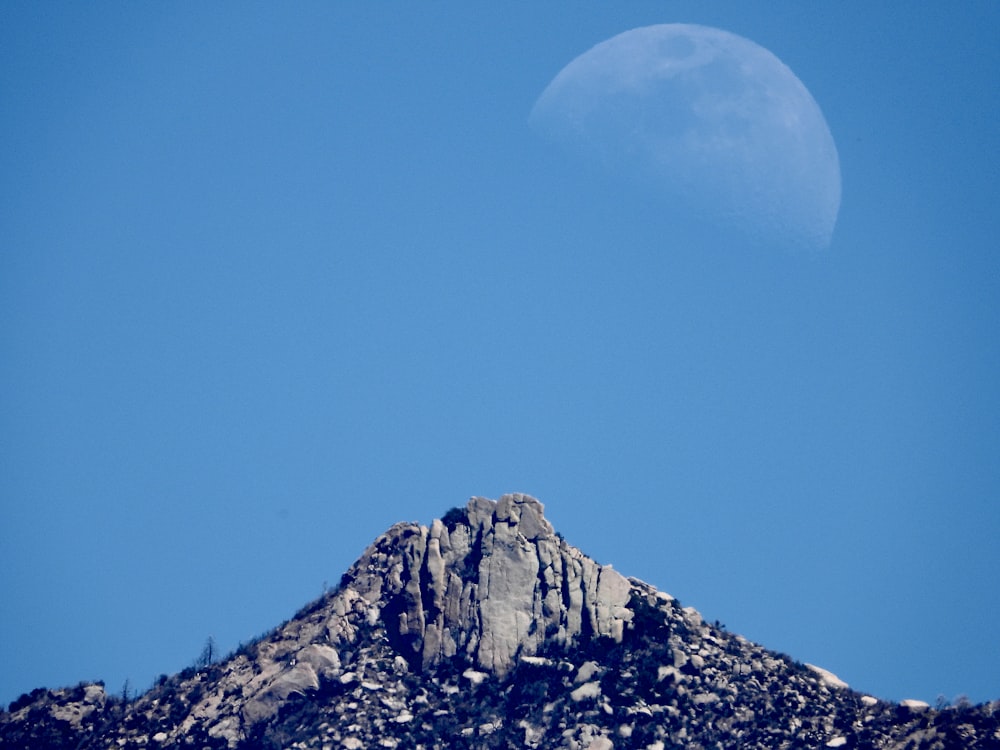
<box><xmin>243</xmin><ymin>662</ymin><xmax>320</xmax><ymax>724</ymax></box>
<box><xmin>6</xmin><ymin>493</ymin><xmax>1000</xmax><ymax>750</ymax></box>
<box><xmin>339</xmin><ymin>494</ymin><xmax>634</xmax><ymax>676</ymax></box>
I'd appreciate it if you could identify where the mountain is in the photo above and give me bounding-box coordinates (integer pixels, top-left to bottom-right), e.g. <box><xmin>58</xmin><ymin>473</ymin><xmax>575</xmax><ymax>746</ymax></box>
<box><xmin>3</xmin><ymin>494</ymin><xmax>998</xmax><ymax>749</ymax></box>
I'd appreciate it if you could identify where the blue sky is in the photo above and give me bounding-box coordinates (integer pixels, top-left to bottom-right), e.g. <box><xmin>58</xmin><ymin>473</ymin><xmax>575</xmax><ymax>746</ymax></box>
<box><xmin>2</xmin><ymin>2</ymin><xmax>998</xmax><ymax>708</ymax></box>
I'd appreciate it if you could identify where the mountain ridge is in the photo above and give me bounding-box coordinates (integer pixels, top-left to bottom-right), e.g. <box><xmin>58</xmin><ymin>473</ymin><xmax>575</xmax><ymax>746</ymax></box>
<box><xmin>3</xmin><ymin>494</ymin><xmax>998</xmax><ymax>749</ymax></box>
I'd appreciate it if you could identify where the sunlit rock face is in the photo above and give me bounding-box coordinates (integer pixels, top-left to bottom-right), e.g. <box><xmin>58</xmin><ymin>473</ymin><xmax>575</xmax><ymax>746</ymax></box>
<box><xmin>5</xmin><ymin>494</ymin><xmax>1000</xmax><ymax>750</ymax></box>
<box><xmin>344</xmin><ymin>494</ymin><xmax>632</xmax><ymax>676</ymax></box>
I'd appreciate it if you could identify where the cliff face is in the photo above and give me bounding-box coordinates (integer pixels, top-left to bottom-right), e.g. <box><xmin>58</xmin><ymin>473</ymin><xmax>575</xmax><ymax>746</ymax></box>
<box><xmin>346</xmin><ymin>494</ymin><xmax>632</xmax><ymax>676</ymax></box>
<box><xmin>3</xmin><ymin>494</ymin><xmax>999</xmax><ymax>750</ymax></box>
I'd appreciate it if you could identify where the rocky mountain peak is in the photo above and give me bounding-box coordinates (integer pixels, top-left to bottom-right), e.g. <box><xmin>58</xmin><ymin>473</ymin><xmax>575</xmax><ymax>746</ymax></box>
<box><xmin>341</xmin><ymin>493</ymin><xmax>632</xmax><ymax>676</ymax></box>
<box><xmin>4</xmin><ymin>494</ymin><xmax>999</xmax><ymax>750</ymax></box>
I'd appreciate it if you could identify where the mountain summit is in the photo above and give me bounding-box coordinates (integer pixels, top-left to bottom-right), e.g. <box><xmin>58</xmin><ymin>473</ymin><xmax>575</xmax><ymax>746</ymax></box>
<box><xmin>347</xmin><ymin>494</ymin><xmax>632</xmax><ymax>678</ymax></box>
<box><xmin>3</xmin><ymin>494</ymin><xmax>998</xmax><ymax>749</ymax></box>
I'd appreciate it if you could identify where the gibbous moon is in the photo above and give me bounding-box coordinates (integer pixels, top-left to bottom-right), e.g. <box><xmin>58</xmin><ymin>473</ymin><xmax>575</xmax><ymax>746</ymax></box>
<box><xmin>530</xmin><ymin>24</ymin><xmax>841</xmax><ymax>252</ymax></box>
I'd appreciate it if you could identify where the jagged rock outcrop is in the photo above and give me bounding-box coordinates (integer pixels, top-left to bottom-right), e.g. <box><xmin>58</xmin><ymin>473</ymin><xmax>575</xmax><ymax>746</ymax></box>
<box><xmin>344</xmin><ymin>494</ymin><xmax>632</xmax><ymax>676</ymax></box>
<box><xmin>3</xmin><ymin>494</ymin><xmax>1000</xmax><ymax>750</ymax></box>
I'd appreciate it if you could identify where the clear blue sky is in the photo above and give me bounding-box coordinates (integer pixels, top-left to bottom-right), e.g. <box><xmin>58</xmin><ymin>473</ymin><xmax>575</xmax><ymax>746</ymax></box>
<box><xmin>2</xmin><ymin>2</ymin><xmax>998</xmax><ymax>708</ymax></box>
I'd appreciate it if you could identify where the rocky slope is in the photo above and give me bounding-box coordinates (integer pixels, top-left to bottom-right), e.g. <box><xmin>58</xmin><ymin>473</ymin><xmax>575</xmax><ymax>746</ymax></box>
<box><xmin>3</xmin><ymin>494</ymin><xmax>999</xmax><ymax>749</ymax></box>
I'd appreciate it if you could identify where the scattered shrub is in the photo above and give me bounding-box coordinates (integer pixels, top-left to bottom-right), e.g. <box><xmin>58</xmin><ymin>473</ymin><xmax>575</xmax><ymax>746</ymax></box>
<box><xmin>441</xmin><ymin>506</ymin><xmax>468</xmax><ymax>531</ymax></box>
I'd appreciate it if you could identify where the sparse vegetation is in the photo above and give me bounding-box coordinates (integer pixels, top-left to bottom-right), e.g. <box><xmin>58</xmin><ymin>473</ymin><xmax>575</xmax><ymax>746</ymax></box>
<box><xmin>441</xmin><ymin>505</ymin><xmax>468</xmax><ymax>531</ymax></box>
<box><xmin>197</xmin><ymin>636</ymin><xmax>217</xmax><ymax>669</ymax></box>
<box><xmin>4</xmin><ymin>501</ymin><xmax>1000</xmax><ymax>750</ymax></box>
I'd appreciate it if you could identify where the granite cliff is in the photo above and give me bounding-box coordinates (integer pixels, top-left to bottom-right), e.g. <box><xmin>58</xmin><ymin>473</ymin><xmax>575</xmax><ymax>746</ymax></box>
<box><xmin>3</xmin><ymin>494</ymin><xmax>999</xmax><ymax>749</ymax></box>
<box><xmin>345</xmin><ymin>494</ymin><xmax>632</xmax><ymax>676</ymax></box>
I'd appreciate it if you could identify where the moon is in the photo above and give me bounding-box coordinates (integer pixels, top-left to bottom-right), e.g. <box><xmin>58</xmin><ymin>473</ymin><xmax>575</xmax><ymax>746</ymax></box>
<box><xmin>530</xmin><ymin>24</ymin><xmax>841</xmax><ymax>252</ymax></box>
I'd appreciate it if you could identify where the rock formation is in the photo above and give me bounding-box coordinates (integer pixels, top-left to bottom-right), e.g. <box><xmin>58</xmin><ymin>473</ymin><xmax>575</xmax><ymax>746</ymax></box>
<box><xmin>3</xmin><ymin>494</ymin><xmax>999</xmax><ymax>750</ymax></box>
<box><xmin>345</xmin><ymin>494</ymin><xmax>632</xmax><ymax>676</ymax></box>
